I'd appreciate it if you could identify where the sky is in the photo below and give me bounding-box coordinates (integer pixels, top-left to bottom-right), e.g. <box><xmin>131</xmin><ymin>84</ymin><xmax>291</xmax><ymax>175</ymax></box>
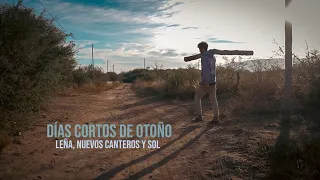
<box><xmin>3</xmin><ymin>0</ymin><xmax>320</xmax><ymax>73</ymax></box>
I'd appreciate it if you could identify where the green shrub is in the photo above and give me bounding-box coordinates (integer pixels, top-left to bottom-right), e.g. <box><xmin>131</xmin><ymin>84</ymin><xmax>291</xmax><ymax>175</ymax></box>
<box><xmin>122</xmin><ymin>69</ymin><xmax>148</xmax><ymax>83</ymax></box>
<box><xmin>106</xmin><ymin>72</ymin><xmax>118</xmax><ymax>81</ymax></box>
<box><xmin>0</xmin><ymin>2</ymin><xmax>76</xmax><ymax>132</ymax></box>
<box><xmin>72</xmin><ymin>67</ymin><xmax>91</xmax><ymax>86</ymax></box>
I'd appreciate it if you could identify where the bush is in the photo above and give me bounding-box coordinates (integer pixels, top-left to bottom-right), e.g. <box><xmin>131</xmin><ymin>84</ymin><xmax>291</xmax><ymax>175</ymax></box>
<box><xmin>121</xmin><ymin>69</ymin><xmax>148</xmax><ymax>83</ymax></box>
<box><xmin>293</xmin><ymin>49</ymin><xmax>320</xmax><ymax>109</ymax></box>
<box><xmin>107</xmin><ymin>72</ymin><xmax>118</xmax><ymax>81</ymax></box>
<box><xmin>130</xmin><ymin>51</ymin><xmax>320</xmax><ymax>117</ymax></box>
<box><xmin>72</xmin><ymin>67</ymin><xmax>91</xmax><ymax>86</ymax></box>
<box><xmin>71</xmin><ymin>65</ymin><xmax>119</xmax><ymax>86</ymax></box>
<box><xmin>266</xmin><ymin>138</ymin><xmax>320</xmax><ymax>180</ymax></box>
<box><xmin>0</xmin><ymin>2</ymin><xmax>76</xmax><ymax>132</ymax></box>
<box><xmin>162</xmin><ymin>68</ymin><xmax>200</xmax><ymax>98</ymax></box>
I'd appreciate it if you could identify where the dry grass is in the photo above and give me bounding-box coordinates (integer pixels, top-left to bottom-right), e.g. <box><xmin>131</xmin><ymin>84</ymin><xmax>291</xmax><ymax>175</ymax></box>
<box><xmin>133</xmin><ymin>68</ymin><xmax>200</xmax><ymax>99</ymax></box>
<box><xmin>131</xmin><ymin>50</ymin><xmax>320</xmax><ymax>179</ymax></box>
<box><xmin>58</xmin><ymin>81</ymin><xmax>121</xmax><ymax>96</ymax></box>
<box><xmin>227</xmin><ymin>70</ymin><xmax>284</xmax><ymax>117</ymax></box>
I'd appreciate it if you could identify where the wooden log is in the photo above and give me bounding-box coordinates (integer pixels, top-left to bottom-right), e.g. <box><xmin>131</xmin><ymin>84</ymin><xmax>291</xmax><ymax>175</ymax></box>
<box><xmin>184</xmin><ymin>54</ymin><xmax>201</xmax><ymax>62</ymax></box>
<box><xmin>183</xmin><ymin>49</ymin><xmax>254</xmax><ymax>62</ymax></box>
<box><xmin>213</xmin><ymin>49</ymin><xmax>254</xmax><ymax>56</ymax></box>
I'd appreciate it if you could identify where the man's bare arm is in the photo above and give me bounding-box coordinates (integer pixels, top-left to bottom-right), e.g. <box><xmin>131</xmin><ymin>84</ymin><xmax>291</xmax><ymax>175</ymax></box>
<box><xmin>211</xmin><ymin>49</ymin><xmax>254</xmax><ymax>56</ymax></box>
<box><xmin>184</xmin><ymin>54</ymin><xmax>201</xmax><ymax>62</ymax></box>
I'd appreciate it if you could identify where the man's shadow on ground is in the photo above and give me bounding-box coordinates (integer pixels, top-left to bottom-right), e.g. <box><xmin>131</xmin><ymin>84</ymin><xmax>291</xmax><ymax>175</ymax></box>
<box><xmin>94</xmin><ymin>124</ymin><xmax>216</xmax><ymax>180</ymax></box>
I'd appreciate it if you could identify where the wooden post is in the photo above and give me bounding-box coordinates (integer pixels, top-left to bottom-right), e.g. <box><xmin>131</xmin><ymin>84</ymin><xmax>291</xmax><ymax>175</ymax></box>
<box><xmin>284</xmin><ymin>0</ymin><xmax>292</xmax><ymax>119</ymax></box>
<box><xmin>92</xmin><ymin>44</ymin><xmax>95</xmax><ymax>83</ymax></box>
<box><xmin>284</xmin><ymin>21</ymin><xmax>292</xmax><ymax>118</ymax></box>
<box><xmin>285</xmin><ymin>0</ymin><xmax>292</xmax><ymax>7</ymax></box>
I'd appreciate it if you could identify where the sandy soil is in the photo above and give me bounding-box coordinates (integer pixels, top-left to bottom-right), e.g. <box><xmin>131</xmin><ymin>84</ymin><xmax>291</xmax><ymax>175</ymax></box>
<box><xmin>0</xmin><ymin>83</ymin><xmax>279</xmax><ymax>180</ymax></box>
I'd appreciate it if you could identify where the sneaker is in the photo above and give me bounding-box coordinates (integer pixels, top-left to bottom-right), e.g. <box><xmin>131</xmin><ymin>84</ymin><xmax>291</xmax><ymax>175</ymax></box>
<box><xmin>192</xmin><ymin>115</ymin><xmax>203</xmax><ymax>122</ymax></box>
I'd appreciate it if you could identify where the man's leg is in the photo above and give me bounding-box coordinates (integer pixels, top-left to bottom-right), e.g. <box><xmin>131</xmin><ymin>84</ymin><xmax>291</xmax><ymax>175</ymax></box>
<box><xmin>194</xmin><ymin>85</ymin><xmax>207</xmax><ymax>119</ymax></box>
<box><xmin>208</xmin><ymin>84</ymin><xmax>219</xmax><ymax>120</ymax></box>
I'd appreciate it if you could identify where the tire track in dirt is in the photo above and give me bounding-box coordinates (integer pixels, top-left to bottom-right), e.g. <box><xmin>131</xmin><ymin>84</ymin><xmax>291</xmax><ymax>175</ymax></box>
<box><xmin>0</xmin><ymin>83</ymin><xmax>260</xmax><ymax>180</ymax></box>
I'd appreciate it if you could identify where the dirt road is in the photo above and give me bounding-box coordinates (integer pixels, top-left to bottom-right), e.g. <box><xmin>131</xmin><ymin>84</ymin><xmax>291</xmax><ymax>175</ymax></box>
<box><xmin>0</xmin><ymin>83</ymin><xmax>277</xmax><ymax>180</ymax></box>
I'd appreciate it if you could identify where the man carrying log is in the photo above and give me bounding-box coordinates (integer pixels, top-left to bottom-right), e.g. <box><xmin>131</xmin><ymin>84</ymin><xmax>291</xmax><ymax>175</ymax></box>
<box><xmin>184</xmin><ymin>41</ymin><xmax>253</xmax><ymax>123</ymax></box>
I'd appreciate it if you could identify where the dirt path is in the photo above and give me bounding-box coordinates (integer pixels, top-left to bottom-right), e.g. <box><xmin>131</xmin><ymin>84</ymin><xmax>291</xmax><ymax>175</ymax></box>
<box><xmin>0</xmin><ymin>83</ymin><xmax>277</xmax><ymax>180</ymax></box>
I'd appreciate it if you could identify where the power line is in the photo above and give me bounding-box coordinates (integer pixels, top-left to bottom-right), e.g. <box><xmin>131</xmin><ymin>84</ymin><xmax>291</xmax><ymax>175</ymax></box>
<box><xmin>71</xmin><ymin>36</ymin><xmax>87</xmax><ymax>48</ymax></box>
<box><xmin>35</xmin><ymin>0</ymin><xmax>108</xmax><ymax>70</ymax></box>
<box><xmin>93</xmin><ymin>48</ymin><xmax>105</xmax><ymax>64</ymax></box>
<box><xmin>36</xmin><ymin>0</ymin><xmax>68</xmax><ymax>34</ymax></box>
<box><xmin>36</xmin><ymin>0</ymin><xmax>87</xmax><ymax>48</ymax></box>
<box><xmin>93</xmin><ymin>48</ymin><xmax>108</xmax><ymax>73</ymax></box>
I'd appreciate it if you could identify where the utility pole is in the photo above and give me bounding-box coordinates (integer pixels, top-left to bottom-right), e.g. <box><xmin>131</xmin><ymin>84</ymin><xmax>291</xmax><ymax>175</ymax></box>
<box><xmin>107</xmin><ymin>60</ymin><xmax>108</xmax><ymax>73</ymax></box>
<box><xmin>113</xmin><ymin>65</ymin><xmax>114</xmax><ymax>73</ymax></box>
<box><xmin>92</xmin><ymin>44</ymin><xmax>95</xmax><ymax>83</ymax></box>
<box><xmin>144</xmin><ymin>58</ymin><xmax>145</xmax><ymax>69</ymax></box>
<box><xmin>105</xmin><ymin>62</ymin><xmax>108</xmax><ymax>73</ymax></box>
<box><xmin>284</xmin><ymin>0</ymin><xmax>292</xmax><ymax>119</ymax></box>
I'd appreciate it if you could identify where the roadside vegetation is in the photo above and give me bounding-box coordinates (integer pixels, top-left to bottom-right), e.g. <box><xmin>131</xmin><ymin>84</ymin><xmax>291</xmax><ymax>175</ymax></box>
<box><xmin>122</xmin><ymin>49</ymin><xmax>320</xmax><ymax>179</ymax></box>
<box><xmin>0</xmin><ymin>2</ymin><xmax>120</xmax><ymax>152</ymax></box>
<box><xmin>1</xmin><ymin>1</ymin><xmax>320</xmax><ymax>179</ymax></box>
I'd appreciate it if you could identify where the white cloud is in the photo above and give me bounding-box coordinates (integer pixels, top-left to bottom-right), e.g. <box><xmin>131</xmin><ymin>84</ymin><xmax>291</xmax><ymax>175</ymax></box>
<box><xmin>154</xmin><ymin>0</ymin><xmax>319</xmax><ymax>59</ymax></box>
<box><xmin>34</xmin><ymin>0</ymin><xmax>320</xmax><ymax>72</ymax></box>
<box><xmin>75</xmin><ymin>42</ymin><xmax>191</xmax><ymax>73</ymax></box>
<box><xmin>39</xmin><ymin>0</ymin><xmax>151</xmax><ymax>24</ymax></box>
<box><xmin>148</xmin><ymin>0</ymin><xmax>285</xmax><ymax>58</ymax></box>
